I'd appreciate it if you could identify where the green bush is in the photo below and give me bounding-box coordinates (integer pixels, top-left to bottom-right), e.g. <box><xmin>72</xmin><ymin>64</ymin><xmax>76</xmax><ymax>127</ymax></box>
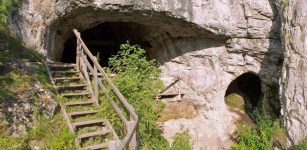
<box><xmin>0</xmin><ymin>0</ymin><xmax>23</xmax><ymax>26</ymax></box>
<box><xmin>172</xmin><ymin>132</ymin><xmax>192</xmax><ymax>150</ymax></box>
<box><xmin>232</xmin><ymin>110</ymin><xmax>287</xmax><ymax>150</ymax></box>
<box><xmin>107</xmin><ymin>43</ymin><xmax>169</xmax><ymax>149</ymax></box>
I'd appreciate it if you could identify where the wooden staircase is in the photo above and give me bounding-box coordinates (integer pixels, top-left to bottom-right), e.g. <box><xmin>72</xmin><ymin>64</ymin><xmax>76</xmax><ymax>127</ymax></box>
<box><xmin>44</xmin><ymin>29</ymin><xmax>138</xmax><ymax>150</ymax></box>
<box><xmin>45</xmin><ymin>62</ymin><xmax>119</xmax><ymax>149</ymax></box>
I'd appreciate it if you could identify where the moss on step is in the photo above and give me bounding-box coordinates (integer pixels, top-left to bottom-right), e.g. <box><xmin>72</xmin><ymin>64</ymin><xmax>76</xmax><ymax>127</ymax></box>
<box><xmin>71</xmin><ymin>112</ymin><xmax>102</xmax><ymax>123</ymax></box>
<box><xmin>76</xmin><ymin>126</ymin><xmax>108</xmax><ymax>135</ymax></box>
<box><xmin>81</xmin><ymin>134</ymin><xmax>112</xmax><ymax>148</ymax></box>
<box><xmin>66</xmin><ymin>105</ymin><xmax>98</xmax><ymax>113</ymax></box>
<box><xmin>57</xmin><ymin>95</ymin><xmax>90</xmax><ymax>103</ymax></box>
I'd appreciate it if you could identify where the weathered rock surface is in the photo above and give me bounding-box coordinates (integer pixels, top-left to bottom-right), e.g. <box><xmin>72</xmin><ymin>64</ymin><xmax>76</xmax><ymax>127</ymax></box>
<box><xmin>9</xmin><ymin>0</ymin><xmax>279</xmax><ymax>60</ymax></box>
<box><xmin>158</xmin><ymin>101</ymin><xmax>197</xmax><ymax>122</ymax></box>
<box><xmin>0</xmin><ymin>59</ymin><xmax>58</xmax><ymax>136</ymax></box>
<box><xmin>279</xmin><ymin>0</ymin><xmax>307</xmax><ymax>144</ymax></box>
<box><xmin>7</xmin><ymin>0</ymin><xmax>305</xmax><ymax>148</ymax></box>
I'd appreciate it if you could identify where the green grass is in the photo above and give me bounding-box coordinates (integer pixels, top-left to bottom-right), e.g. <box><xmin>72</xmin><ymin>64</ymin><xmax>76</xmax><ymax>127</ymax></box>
<box><xmin>0</xmin><ymin>114</ymin><xmax>75</xmax><ymax>150</ymax></box>
<box><xmin>0</xmin><ymin>60</ymin><xmax>75</xmax><ymax>149</ymax></box>
<box><xmin>71</xmin><ymin>113</ymin><xmax>102</xmax><ymax>122</ymax></box>
<box><xmin>81</xmin><ymin>134</ymin><xmax>112</xmax><ymax>148</ymax></box>
<box><xmin>98</xmin><ymin>96</ymin><xmax>126</xmax><ymax>139</ymax></box>
<box><xmin>66</xmin><ymin>105</ymin><xmax>98</xmax><ymax>113</ymax></box>
<box><xmin>57</xmin><ymin>95</ymin><xmax>90</xmax><ymax>103</ymax></box>
<box><xmin>293</xmin><ymin>139</ymin><xmax>307</xmax><ymax>150</ymax></box>
<box><xmin>29</xmin><ymin>115</ymin><xmax>75</xmax><ymax>150</ymax></box>
<box><xmin>0</xmin><ymin>136</ymin><xmax>29</xmax><ymax>150</ymax></box>
<box><xmin>172</xmin><ymin>132</ymin><xmax>192</xmax><ymax>150</ymax></box>
<box><xmin>76</xmin><ymin>126</ymin><xmax>107</xmax><ymax>135</ymax></box>
<box><xmin>0</xmin><ymin>62</ymin><xmax>52</xmax><ymax>100</ymax></box>
<box><xmin>232</xmin><ymin>110</ymin><xmax>288</xmax><ymax>150</ymax></box>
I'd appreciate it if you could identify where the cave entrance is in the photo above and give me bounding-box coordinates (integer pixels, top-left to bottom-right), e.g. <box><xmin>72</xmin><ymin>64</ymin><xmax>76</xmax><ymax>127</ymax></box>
<box><xmin>225</xmin><ymin>73</ymin><xmax>262</xmax><ymax>113</ymax></box>
<box><xmin>61</xmin><ymin>22</ymin><xmax>154</xmax><ymax>67</ymax></box>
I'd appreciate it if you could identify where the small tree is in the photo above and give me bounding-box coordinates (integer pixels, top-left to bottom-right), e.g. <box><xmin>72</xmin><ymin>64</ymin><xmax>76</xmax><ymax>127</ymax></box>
<box><xmin>107</xmin><ymin>43</ymin><xmax>169</xmax><ymax>149</ymax></box>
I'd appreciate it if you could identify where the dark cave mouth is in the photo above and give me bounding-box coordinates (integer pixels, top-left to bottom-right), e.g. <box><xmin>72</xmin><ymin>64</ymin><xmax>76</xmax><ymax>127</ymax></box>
<box><xmin>61</xmin><ymin>22</ymin><xmax>156</xmax><ymax>67</ymax></box>
<box><xmin>225</xmin><ymin>73</ymin><xmax>262</xmax><ymax>113</ymax></box>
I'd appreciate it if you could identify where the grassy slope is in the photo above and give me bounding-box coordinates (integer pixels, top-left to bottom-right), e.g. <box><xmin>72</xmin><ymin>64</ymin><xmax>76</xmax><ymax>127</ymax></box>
<box><xmin>0</xmin><ymin>24</ymin><xmax>75</xmax><ymax>149</ymax></box>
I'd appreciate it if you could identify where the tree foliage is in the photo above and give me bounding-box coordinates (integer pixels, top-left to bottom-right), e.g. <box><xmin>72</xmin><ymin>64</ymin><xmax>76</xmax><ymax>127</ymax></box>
<box><xmin>107</xmin><ymin>43</ymin><xmax>169</xmax><ymax>149</ymax></box>
<box><xmin>0</xmin><ymin>0</ymin><xmax>22</xmax><ymax>26</ymax></box>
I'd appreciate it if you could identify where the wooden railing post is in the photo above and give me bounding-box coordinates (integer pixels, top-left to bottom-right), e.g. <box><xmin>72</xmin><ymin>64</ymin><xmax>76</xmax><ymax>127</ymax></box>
<box><xmin>128</xmin><ymin>106</ymin><xmax>137</xmax><ymax>149</ymax></box>
<box><xmin>108</xmin><ymin>140</ymin><xmax>122</xmax><ymax>150</ymax></box>
<box><xmin>93</xmin><ymin>57</ymin><xmax>99</xmax><ymax>103</ymax></box>
<box><xmin>73</xmin><ymin>29</ymin><xmax>139</xmax><ymax>149</ymax></box>
<box><xmin>76</xmin><ymin>39</ymin><xmax>81</xmax><ymax>71</ymax></box>
<box><xmin>127</xmin><ymin>121</ymin><xmax>137</xmax><ymax>149</ymax></box>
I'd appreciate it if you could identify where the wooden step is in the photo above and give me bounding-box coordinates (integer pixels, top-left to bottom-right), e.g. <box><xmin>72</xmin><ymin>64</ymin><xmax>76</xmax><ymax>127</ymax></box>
<box><xmin>65</xmin><ymin>100</ymin><xmax>95</xmax><ymax>106</ymax></box>
<box><xmin>83</xmin><ymin>143</ymin><xmax>109</xmax><ymax>150</ymax></box>
<box><xmin>158</xmin><ymin>93</ymin><xmax>181</xmax><ymax>97</ymax></box>
<box><xmin>68</xmin><ymin>110</ymin><xmax>99</xmax><ymax>117</ymax></box>
<box><xmin>78</xmin><ymin>130</ymin><xmax>110</xmax><ymax>140</ymax></box>
<box><xmin>48</xmin><ymin>64</ymin><xmax>76</xmax><ymax>72</ymax></box>
<box><xmin>47</xmin><ymin>63</ymin><xmax>76</xmax><ymax>68</ymax></box>
<box><xmin>51</xmin><ymin>71</ymin><xmax>79</xmax><ymax>75</ymax></box>
<box><xmin>73</xmin><ymin>119</ymin><xmax>106</xmax><ymax>128</ymax></box>
<box><xmin>54</xmin><ymin>77</ymin><xmax>82</xmax><ymax>81</ymax></box>
<box><xmin>61</xmin><ymin>92</ymin><xmax>91</xmax><ymax>97</ymax></box>
<box><xmin>56</xmin><ymin>84</ymin><xmax>87</xmax><ymax>90</ymax></box>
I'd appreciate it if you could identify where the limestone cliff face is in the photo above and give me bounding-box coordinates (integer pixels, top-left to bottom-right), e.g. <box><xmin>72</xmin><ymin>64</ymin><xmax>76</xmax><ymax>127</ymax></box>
<box><xmin>9</xmin><ymin>0</ymin><xmax>280</xmax><ymax>59</ymax></box>
<box><xmin>8</xmin><ymin>0</ymin><xmax>306</xmax><ymax>148</ymax></box>
<box><xmin>280</xmin><ymin>0</ymin><xmax>307</xmax><ymax>144</ymax></box>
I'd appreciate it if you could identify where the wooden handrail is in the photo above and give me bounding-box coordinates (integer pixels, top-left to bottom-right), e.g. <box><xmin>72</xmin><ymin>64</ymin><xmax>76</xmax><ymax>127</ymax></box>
<box><xmin>80</xmin><ymin>53</ymin><xmax>129</xmax><ymax>125</ymax></box>
<box><xmin>73</xmin><ymin>29</ymin><xmax>138</xmax><ymax>120</ymax></box>
<box><xmin>73</xmin><ymin>29</ymin><xmax>138</xmax><ymax>149</ymax></box>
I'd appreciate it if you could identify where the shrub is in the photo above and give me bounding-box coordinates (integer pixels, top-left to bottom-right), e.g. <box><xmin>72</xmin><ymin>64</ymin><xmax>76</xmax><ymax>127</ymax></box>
<box><xmin>232</xmin><ymin>110</ymin><xmax>287</xmax><ymax>150</ymax></box>
<box><xmin>172</xmin><ymin>132</ymin><xmax>192</xmax><ymax>150</ymax></box>
<box><xmin>107</xmin><ymin>43</ymin><xmax>169</xmax><ymax>149</ymax></box>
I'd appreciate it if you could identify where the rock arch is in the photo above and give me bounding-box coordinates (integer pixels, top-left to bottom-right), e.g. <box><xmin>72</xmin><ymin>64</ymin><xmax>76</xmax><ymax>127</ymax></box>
<box><xmin>225</xmin><ymin>72</ymin><xmax>262</xmax><ymax>112</ymax></box>
<box><xmin>46</xmin><ymin>5</ymin><xmax>215</xmax><ymax>62</ymax></box>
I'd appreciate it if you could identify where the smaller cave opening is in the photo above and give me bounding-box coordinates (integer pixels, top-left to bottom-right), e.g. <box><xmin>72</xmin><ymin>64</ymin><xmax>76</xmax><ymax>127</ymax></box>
<box><xmin>225</xmin><ymin>72</ymin><xmax>262</xmax><ymax>113</ymax></box>
<box><xmin>61</xmin><ymin>22</ymin><xmax>155</xmax><ymax>67</ymax></box>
